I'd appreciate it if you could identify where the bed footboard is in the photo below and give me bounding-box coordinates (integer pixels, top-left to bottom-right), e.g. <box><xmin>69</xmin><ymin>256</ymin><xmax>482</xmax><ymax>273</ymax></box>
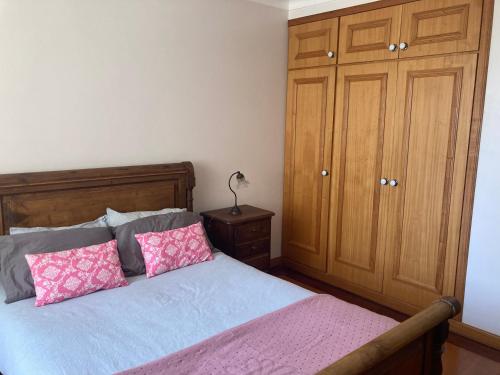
<box><xmin>317</xmin><ymin>297</ymin><xmax>461</xmax><ymax>375</ymax></box>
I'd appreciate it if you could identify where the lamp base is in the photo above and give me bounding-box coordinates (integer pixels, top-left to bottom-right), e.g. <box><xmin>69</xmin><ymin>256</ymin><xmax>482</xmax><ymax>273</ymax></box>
<box><xmin>229</xmin><ymin>205</ymin><xmax>242</xmax><ymax>216</ymax></box>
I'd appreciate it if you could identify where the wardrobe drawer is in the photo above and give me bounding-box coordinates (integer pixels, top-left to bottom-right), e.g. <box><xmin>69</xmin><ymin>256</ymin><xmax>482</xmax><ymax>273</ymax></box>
<box><xmin>288</xmin><ymin>18</ymin><xmax>339</xmax><ymax>69</ymax></box>
<box><xmin>399</xmin><ymin>0</ymin><xmax>482</xmax><ymax>58</ymax></box>
<box><xmin>234</xmin><ymin>220</ymin><xmax>270</xmax><ymax>243</ymax></box>
<box><xmin>338</xmin><ymin>5</ymin><xmax>402</xmax><ymax>64</ymax></box>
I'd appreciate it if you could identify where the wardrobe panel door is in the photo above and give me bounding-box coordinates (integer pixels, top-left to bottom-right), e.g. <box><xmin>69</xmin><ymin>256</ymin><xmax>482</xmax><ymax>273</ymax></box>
<box><xmin>327</xmin><ymin>62</ymin><xmax>397</xmax><ymax>292</ymax></box>
<box><xmin>288</xmin><ymin>18</ymin><xmax>339</xmax><ymax>69</ymax></box>
<box><xmin>283</xmin><ymin>67</ymin><xmax>336</xmax><ymax>271</ymax></box>
<box><xmin>383</xmin><ymin>55</ymin><xmax>477</xmax><ymax>309</ymax></box>
<box><xmin>399</xmin><ymin>0</ymin><xmax>482</xmax><ymax>58</ymax></box>
<box><xmin>338</xmin><ymin>6</ymin><xmax>402</xmax><ymax>64</ymax></box>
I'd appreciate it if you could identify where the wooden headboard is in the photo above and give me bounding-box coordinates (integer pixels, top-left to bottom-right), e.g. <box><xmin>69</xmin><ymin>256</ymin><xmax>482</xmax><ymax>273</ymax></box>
<box><xmin>0</xmin><ymin>162</ymin><xmax>195</xmax><ymax>235</ymax></box>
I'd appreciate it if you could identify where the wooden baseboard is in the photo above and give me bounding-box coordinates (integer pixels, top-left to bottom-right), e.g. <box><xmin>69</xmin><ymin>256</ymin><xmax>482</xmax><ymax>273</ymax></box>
<box><xmin>274</xmin><ymin>266</ymin><xmax>409</xmax><ymax>322</ymax></box>
<box><xmin>450</xmin><ymin>320</ymin><xmax>500</xmax><ymax>351</ymax></box>
<box><xmin>270</xmin><ymin>256</ymin><xmax>283</xmax><ymax>270</ymax></box>
<box><xmin>283</xmin><ymin>257</ymin><xmax>422</xmax><ymax>316</ymax></box>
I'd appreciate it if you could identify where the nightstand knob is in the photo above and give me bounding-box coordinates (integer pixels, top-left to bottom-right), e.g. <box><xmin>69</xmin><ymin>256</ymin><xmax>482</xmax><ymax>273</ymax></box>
<box><xmin>321</xmin><ymin>170</ymin><xmax>329</xmax><ymax>177</ymax></box>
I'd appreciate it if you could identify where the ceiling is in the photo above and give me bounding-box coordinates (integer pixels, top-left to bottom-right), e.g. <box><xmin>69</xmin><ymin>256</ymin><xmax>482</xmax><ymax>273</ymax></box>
<box><xmin>245</xmin><ymin>0</ymin><xmax>335</xmax><ymax>10</ymax></box>
<box><xmin>288</xmin><ymin>0</ymin><xmax>336</xmax><ymax>9</ymax></box>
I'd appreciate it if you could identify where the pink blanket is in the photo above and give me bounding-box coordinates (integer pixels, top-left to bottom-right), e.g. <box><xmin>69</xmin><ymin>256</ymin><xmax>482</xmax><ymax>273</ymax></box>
<box><xmin>118</xmin><ymin>295</ymin><xmax>398</xmax><ymax>375</ymax></box>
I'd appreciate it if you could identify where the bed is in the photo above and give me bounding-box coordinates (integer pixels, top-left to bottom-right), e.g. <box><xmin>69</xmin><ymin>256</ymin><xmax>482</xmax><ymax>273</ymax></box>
<box><xmin>0</xmin><ymin>162</ymin><xmax>460</xmax><ymax>374</ymax></box>
<box><xmin>0</xmin><ymin>252</ymin><xmax>315</xmax><ymax>374</ymax></box>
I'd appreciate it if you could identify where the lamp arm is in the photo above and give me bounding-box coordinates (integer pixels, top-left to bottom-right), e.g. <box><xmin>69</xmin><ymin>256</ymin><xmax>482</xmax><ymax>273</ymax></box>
<box><xmin>228</xmin><ymin>171</ymin><xmax>240</xmax><ymax>208</ymax></box>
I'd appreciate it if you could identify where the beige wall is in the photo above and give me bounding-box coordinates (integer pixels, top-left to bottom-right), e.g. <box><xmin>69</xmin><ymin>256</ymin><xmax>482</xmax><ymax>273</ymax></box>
<box><xmin>0</xmin><ymin>0</ymin><xmax>289</xmax><ymax>257</ymax></box>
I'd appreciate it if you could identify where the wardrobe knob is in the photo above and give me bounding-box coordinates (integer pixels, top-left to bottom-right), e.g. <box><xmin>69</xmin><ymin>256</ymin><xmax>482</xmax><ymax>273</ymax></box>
<box><xmin>321</xmin><ymin>170</ymin><xmax>329</xmax><ymax>176</ymax></box>
<box><xmin>327</xmin><ymin>51</ymin><xmax>335</xmax><ymax>58</ymax></box>
<box><xmin>389</xmin><ymin>179</ymin><xmax>399</xmax><ymax>187</ymax></box>
<box><xmin>388</xmin><ymin>44</ymin><xmax>398</xmax><ymax>52</ymax></box>
<box><xmin>399</xmin><ymin>42</ymin><xmax>408</xmax><ymax>51</ymax></box>
<box><xmin>380</xmin><ymin>178</ymin><xmax>388</xmax><ymax>186</ymax></box>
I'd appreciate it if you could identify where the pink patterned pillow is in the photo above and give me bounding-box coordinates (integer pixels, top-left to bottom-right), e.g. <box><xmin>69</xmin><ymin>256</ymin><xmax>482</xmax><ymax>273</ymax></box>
<box><xmin>135</xmin><ymin>222</ymin><xmax>213</xmax><ymax>278</ymax></box>
<box><xmin>25</xmin><ymin>240</ymin><xmax>128</xmax><ymax>307</ymax></box>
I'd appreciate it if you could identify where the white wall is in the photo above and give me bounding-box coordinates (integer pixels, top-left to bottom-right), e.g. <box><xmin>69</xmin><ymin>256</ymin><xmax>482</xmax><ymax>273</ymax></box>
<box><xmin>462</xmin><ymin>9</ymin><xmax>500</xmax><ymax>335</ymax></box>
<box><xmin>0</xmin><ymin>0</ymin><xmax>288</xmax><ymax>258</ymax></box>
<box><xmin>290</xmin><ymin>0</ymin><xmax>500</xmax><ymax>336</ymax></box>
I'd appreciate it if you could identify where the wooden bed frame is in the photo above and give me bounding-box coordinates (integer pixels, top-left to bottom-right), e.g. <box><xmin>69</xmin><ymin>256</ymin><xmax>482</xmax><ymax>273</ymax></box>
<box><xmin>0</xmin><ymin>162</ymin><xmax>195</xmax><ymax>235</ymax></box>
<box><xmin>0</xmin><ymin>163</ymin><xmax>460</xmax><ymax>374</ymax></box>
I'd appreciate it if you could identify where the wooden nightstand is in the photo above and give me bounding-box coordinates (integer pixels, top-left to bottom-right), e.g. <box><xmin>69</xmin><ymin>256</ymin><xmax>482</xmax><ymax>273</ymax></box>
<box><xmin>200</xmin><ymin>205</ymin><xmax>275</xmax><ymax>271</ymax></box>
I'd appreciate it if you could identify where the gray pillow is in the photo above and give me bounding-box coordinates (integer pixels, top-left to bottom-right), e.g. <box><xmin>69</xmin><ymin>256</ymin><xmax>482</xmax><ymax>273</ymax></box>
<box><xmin>106</xmin><ymin>207</ymin><xmax>186</xmax><ymax>227</ymax></box>
<box><xmin>9</xmin><ymin>215</ymin><xmax>108</xmax><ymax>235</ymax></box>
<box><xmin>113</xmin><ymin>212</ymin><xmax>211</xmax><ymax>276</ymax></box>
<box><xmin>0</xmin><ymin>227</ymin><xmax>113</xmax><ymax>304</ymax></box>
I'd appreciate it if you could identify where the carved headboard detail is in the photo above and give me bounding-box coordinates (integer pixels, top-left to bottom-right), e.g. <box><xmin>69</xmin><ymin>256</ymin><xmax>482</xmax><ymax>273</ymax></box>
<box><xmin>0</xmin><ymin>162</ymin><xmax>195</xmax><ymax>235</ymax></box>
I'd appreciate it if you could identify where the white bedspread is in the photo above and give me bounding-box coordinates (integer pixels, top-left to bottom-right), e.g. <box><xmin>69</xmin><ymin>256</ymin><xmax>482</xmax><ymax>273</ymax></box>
<box><xmin>0</xmin><ymin>253</ymin><xmax>313</xmax><ymax>375</ymax></box>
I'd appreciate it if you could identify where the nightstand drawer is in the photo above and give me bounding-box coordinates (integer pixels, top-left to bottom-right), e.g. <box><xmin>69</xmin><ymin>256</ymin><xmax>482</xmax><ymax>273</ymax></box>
<box><xmin>234</xmin><ymin>220</ymin><xmax>270</xmax><ymax>243</ymax></box>
<box><xmin>235</xmin><ymin>239</ymin><xmax>270</xmax><ymax>258</ymax></box>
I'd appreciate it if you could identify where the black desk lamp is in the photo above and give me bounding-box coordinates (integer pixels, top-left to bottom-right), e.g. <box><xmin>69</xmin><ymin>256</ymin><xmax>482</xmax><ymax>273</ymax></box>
<box><xmin>228</xmin><ymin>171</ymin><xmax>248</xmax><ymax>215</ymax></box>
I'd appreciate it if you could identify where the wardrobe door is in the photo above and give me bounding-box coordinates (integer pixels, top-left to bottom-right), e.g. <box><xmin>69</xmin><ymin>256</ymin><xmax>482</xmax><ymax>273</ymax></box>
<box><xmin>283</xmin><ymin>67</ymin><xmax>336</xmax><ymax>271</ymax></box>
<box><xmin>383</xmin><ymin>55</ymin><xmax>477</xmax><ymax>310</ymax></box>
<box><xmin>288</xmin><ymin>18</ymin><xmax>339</xmax><ymax>69</ymax></box>
<box><xmin>399</xmin><ymin>0</ymin><xmax>483</xmax><ymax>58</ymax></box>
<box><xmin>338</xmin><ymin>6</ymin><xmax>402</xmax><ymax>64</ymax></box>
<box><xmin>327</xmin><ymin>62</ymin><xmax>397</xmax><ymax>292</ymax></box>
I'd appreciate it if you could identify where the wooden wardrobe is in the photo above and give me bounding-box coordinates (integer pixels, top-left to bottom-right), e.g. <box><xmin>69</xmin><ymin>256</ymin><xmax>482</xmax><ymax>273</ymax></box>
<box><xmin>283</xmin><ymin>0</ymin><xmax>493</xmax><ymax>318</ymax></box>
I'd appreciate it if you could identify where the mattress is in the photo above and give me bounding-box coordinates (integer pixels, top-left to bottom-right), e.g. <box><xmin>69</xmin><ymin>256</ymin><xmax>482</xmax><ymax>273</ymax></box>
<box><xmin>0</xmin><ymin>253</ymin><xmax>313</xmax><ymax>375</ymax></box>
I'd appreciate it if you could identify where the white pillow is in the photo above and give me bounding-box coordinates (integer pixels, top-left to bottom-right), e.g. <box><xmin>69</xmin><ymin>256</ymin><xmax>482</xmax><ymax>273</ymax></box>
<box><xmin>106</xmin><ymin>207</ymin><xmax>186</xmax><ymax>227</ymax></box>
<box><xmin>9</xmin><ymin>215</ymin><xmax>108</xmax><ymax>235</ymax></box>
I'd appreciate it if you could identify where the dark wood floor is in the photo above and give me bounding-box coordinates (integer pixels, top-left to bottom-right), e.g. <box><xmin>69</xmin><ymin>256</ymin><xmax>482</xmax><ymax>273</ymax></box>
<box><xmin>443</xmin><ymin>343</ymin><xmax>500</xmax><ymax>375</ymax></box>
<box><xmin>272</xmin><ymin>269</ymin><xmax>500</xmax><ymax>375</ymax></box>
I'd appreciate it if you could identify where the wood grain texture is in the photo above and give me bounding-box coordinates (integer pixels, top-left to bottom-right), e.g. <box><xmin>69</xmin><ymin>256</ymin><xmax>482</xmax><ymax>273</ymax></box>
<box><xmin>454</xmin><ymin>0</ymin><xmax>495</xmax><ymax>320</ymax></box>
<box><xmin>450</xmin><ymin>321</ymin><xmax>500</xmax><ymax>351</ymax></box>
<box><xmin>285</xmin><ymin>0</ymin><xmax>495</xmax><ymax>349</ymax></box>
<box><xmin>399</xmin><ymin>0</ymin><xmax>483</xmax><ymax>59</ymax></box>
<box><xmin>328</xmin><ymin>61</ymin><xmax>398</xmax><ymax>292</ymax></box>
<box><xmin>443</xmin><ymin>341</ymin><xmax>500</xmax><ymax>375</ymax></box>
<box><xmin>201</xmin><ymin>205</ymin><xmax>274</xmax><ymax>271</ymax></box>
<box><xmin>338</xmin><ymin>6</ymin><xmax>402</xmax><ymax>64</ymax></box>
<box><xmin>289</xmin><ymin>0</ymin><xmax>419</xmax><ymax>27</ymax></box>
<box><xmin>383</xmin><ymin>54</ymin><xmax>477</xmax><ymax>309</ymax></box>
<box><xmin>199</xmin><ymin>205</ymin><xmax>275</xmax><ymax>225</ymax></box>
<box><xmin>282</xmin><ymin>67</ymin><xmax>336</xmax><ymax>271</ymax></box>
<box><xmin>288</xmin><ymin>18</ymin><xmax>339</xmax><ymax>69</ymax></box>
<box><xmin>0</xmin><ymin>162</ymin><xmax>195</xmax><ymax>235</ymax></box>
